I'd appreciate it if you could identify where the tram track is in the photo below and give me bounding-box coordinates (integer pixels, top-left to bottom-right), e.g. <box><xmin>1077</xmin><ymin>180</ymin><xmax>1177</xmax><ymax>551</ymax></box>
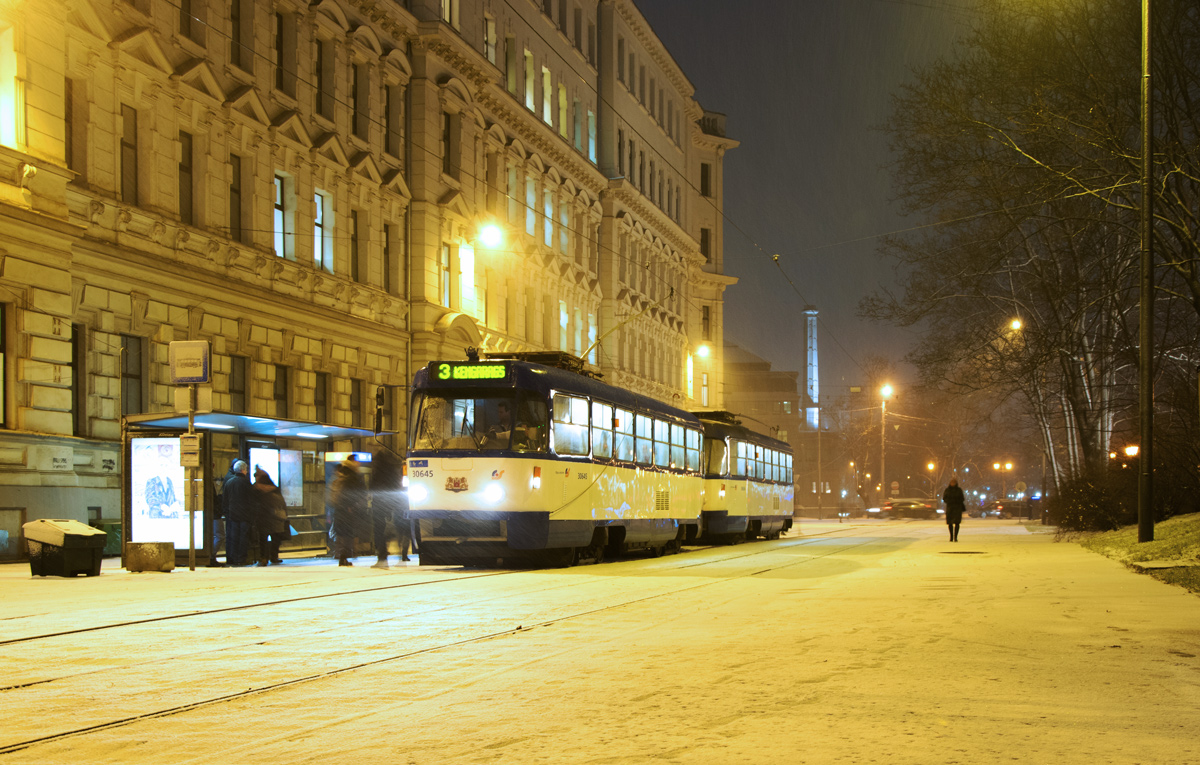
<box><xmin>0</xmin><ymin>523</ymin><xmax>860</xmax><ymax>649</ymax></box>
<box><xmin>0</xmin><ymin>523</ymin><xmax>903</xmax><ymax>757</ymax></box>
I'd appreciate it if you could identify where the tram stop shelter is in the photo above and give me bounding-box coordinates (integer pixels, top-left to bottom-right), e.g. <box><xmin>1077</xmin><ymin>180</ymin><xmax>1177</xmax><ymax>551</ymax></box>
<box><xmin>122</xmin><ymin>411</ymin><xmax>392</xmax><ymax>566</ymax></box>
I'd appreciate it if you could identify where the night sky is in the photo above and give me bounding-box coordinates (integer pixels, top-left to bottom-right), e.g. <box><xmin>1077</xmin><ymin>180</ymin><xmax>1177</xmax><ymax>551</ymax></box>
<box><xmin>634</xmin><ymin>0</ymin><xmax>976</xmax><ymax>401</ymax></box>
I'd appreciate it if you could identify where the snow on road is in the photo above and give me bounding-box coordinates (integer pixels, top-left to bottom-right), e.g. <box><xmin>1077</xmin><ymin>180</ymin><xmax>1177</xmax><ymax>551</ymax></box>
<box><xmin>2</xmin><ymin>520</ymin><xmax>1197</xmax><ymax>764</ymax></box>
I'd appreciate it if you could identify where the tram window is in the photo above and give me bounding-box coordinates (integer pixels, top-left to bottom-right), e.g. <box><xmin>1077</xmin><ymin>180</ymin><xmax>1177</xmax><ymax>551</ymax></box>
<box><xmin>634</xmin><ymin>414</ymin><xmax>653</xmax><ymax>465</ymax></box>
<box><xmin>685</xmin><ymin>428</ymin><xmax>701</xmax><ymax>472</ymax></box>
<box><xmin>513</xmin><ymin>394</ymin><xmax>550</xmax><ymax>453</ymax></box>
<box><xmin>653</xmin><ymin>418</ymin><xmax>670</xmax><ymax>467</ymax></box>
<box><xmin>735</xmin><ymin>440</ymin><xmax>747</xmax><ymax>477</ymax></box>
<box><xmin>753</xmin><ymin>449</ymin><xmax>762</xmax><ymax>480</ymax></box>
<box><xmin>412</xmin><ymin>392</ymin><xmax>548</xmax><ymax>453</ymax></box>
<box><xmin>785</xmin><ymin>453</ymin><xmax>793</xmax><ymax>484</ymax></box>
<box><xmin>592</xmin><ymin>401</ymin><xmax>613</xmax><ymax>459</ymax></box>
<box><xmin>552</xmin><ymin>394</ymin><xmax>590</xmax><ymax>456</ymax></box>
<box><xmin>669</xmin><ymin>423</ymin><xmax>686</xmax><ymax>469</ymax></box>
<box><xmin>614</xmin><ymin>408</ymin><xmax>635</xmax><ymax>461</ymax></box>
<box><xmin>768</xmin><ymin>450</ymin><xmax>777</xmax><ymax>482</ymax></box>
<box><xmin>705</xmin><ymin>437</ymin><xmax>728</xmax><ymax>476</ymax></box>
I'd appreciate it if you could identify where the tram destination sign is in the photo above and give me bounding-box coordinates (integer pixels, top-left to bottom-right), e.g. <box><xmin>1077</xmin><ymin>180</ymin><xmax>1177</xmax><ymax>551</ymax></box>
<box><xmin>432</xmin><ymin>362</ymin><xmax>509</xmax><ymax>382</ymax></box>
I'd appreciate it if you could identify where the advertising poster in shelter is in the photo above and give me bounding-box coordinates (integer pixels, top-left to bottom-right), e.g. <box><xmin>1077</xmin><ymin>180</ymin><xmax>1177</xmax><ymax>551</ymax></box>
<box><xmin>130</xmin><ymin>437</ymin><xmax>202</xmax><ymax>547</ymax></box>
<box><xmin>249</xmin><ymin>447</ymin><xmax>304</xmax><ymax>507</ymax></box>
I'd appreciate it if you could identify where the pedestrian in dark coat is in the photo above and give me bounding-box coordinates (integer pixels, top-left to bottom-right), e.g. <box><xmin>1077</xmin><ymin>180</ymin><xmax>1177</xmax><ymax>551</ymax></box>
<box><xmin>371</xmin><ymin>450</ymin><xmax>412</xmax><ymax>568</ymax></box>
<box><xmin>222</xmin><ymin>460</ymin><xmax>255</xmax><ymax>565</ymax></box>
<box><xmin>330</xmin><ymin>459</ymin><xmax>367</xmax><ymax>566</ymax></box>
<box><xmin>942</xmin><ymin>477</ymin><xmax>966</xmax><ymax>542</ymax></box>
<box><xmin>253</xmin><ymin>468</ymin><xmax>291</xmax><ymax>565</ymax></box>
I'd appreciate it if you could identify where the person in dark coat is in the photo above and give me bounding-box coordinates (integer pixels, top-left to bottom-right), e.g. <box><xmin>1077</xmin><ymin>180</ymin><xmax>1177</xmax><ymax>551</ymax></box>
<box><xmin>253</xmin><ymin>468</ymin><xmax>291</xmax><ymax>565</ymax></box>
<box><xmin>371</xmin><ymin>450</ymin><xmax>412</xmax><ymax>568</ymax></box>
<box><xmin>223</xmin><ymin>460</ymin><xmax>255</xmax><ymax>565</ymax></box>
<box><xmin>942</xmin><ymin>477</ymin><xmax>966</xmax><ymax>542</ymax></box>
<box><xmin>330</xmin><ymin>458</ymin><xmax>367</xmax><ymax>566</ymax></box>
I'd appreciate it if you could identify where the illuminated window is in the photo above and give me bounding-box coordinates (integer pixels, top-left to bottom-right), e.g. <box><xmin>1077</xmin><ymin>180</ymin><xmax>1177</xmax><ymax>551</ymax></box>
<box><xmin>459</xmin><ymin>242</ymin><xmax>475</xmax><ymax>315</ymax></box>
<box><xmin>314</xmin><ymin>191</ymin><xmax>332</xmax><ymax>271</ymax></box>
<box><xmin>573</xmin><ymin>307</ymin><xmax>582</xmax><ymax>354</ymax></box>
<box><xmin>701</xmin><ymin>372</ymin><xmax>709</xmax><ymax>407</ymax></box>
<box><xmin>587</xmin><ymin>313</ymin><xmax>597</xmax><ymax>364</ymax></box>
<box><xmin>587</xmin><ymin>110</ymin><xmax>596</xmax><ymax>163</ymax></box>
<box><xmin>525</xmin><ymin>177</ymin><xmax>536</xmax><ymax>235</ymax></box>
<box><xmin>440</xmin><ymin>244</ymin><xmax>451</xmax><ymax>305</ymax></box>
<box><xmin>524</xmin><ymin>50</ymin><xmax>535</xmax><ymax>111</ymax></box>
<box><xmin>542</xmin><ymin>67</ymin><xmax>553</xmax><ymax>125</ymax></box>
<box><xmin>544</xmin><ymin>190</ymin><xmax>553</xmax><ymax>247</ymax></box>
<box><xmin>558</xmin><ymin>300</ymin><xmax>568</xmax><ymax>350</ymax></box>
<box><xmin>484</xmin><ymin>17</ymin><xmax>497</xmax><ymax>64</ymax></box>
<box><xmin>558</xmin><ymin>85</ymin><xmax>568</xmax><ymax>139</ymax></box>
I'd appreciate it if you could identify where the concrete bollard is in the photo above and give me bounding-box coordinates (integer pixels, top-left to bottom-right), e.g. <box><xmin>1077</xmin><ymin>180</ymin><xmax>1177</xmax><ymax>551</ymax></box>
<box><xmin>124</xmin><ymin>542</ymin><xmax>176</xmax><ymax>572</ymax></box>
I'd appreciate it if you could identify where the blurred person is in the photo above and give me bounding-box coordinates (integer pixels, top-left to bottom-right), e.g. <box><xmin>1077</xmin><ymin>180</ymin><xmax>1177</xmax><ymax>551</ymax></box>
<box><xmin>370</xmin><ymin>450</ymin><xmax>412</xmax><ymax>568</ymax></box>
<box><xmin>330</xmin><ymin>457</ymin><xmax>367</xmax><ymax>566</ymax></box>
<box><xmin>222</xmin><ymin>460</ymin><xmax>255</xmax><ymax>565</ymax></box>
<box><xmin>253</xmin><ymin>467</ymin><xmax>291</xmax><ymax>565</ymax></box>
<box><xmin>942</xmin><ymin>477</ymin><xmax>966</xmax><ymax>542</ymax></box>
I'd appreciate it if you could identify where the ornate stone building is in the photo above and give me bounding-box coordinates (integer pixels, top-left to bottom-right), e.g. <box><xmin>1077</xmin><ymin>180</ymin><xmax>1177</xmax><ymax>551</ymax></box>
<box><xmin>0</xmin><ymin>0</ymin><xmax>734</xmax><ymax>554</ymax></box>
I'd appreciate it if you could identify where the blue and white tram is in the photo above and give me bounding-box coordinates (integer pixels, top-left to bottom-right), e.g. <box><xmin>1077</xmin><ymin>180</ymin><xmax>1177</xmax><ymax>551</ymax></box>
<box><xmin>695</xmin><ymin>413</ymin><xmax>795</xmax><ymax>541</ymax></box>
<box><xmin>406</xmin><ymin>357</ymin><xmax>705</xmax><ymax>565</ymax></box>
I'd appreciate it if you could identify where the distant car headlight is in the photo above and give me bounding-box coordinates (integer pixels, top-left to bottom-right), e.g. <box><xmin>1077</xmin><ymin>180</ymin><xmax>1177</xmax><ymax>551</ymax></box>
<box><xmin>408</xmin><ymin>484</ymin><xmax>428</xmax><ymax>504</ymax></box>
<box><xmin>482</xmin><ymin>484</ymin><xmax>505</xmax><ymax>505</ymax></box>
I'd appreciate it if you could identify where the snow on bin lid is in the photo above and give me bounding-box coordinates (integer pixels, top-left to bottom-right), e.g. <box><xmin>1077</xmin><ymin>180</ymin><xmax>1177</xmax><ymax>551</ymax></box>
<box><xmin>22</xmin><ymin>519</ymin><xmax>106</xmax><ymax>547</ymax></box>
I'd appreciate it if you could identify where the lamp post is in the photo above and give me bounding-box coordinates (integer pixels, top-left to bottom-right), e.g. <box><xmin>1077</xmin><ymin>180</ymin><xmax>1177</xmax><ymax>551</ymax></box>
<box><xmin>927</xmin><ymin>461</ymin><xmax>936</xmax><ymax>500</ymax></box>
<box><xmin>993</xmin><ymin>461</ymin><xmax>1013</xmax><ymax>502</ymax></box>
<box><xmin>880</xmin><ymin>384</ymin><xmax>893</xmax><ymax>506</ymax></box>
<box><xmin>1137</xmin><ymin>0</ymin><xmax>1155</xmax><ymax>543</ymax></box>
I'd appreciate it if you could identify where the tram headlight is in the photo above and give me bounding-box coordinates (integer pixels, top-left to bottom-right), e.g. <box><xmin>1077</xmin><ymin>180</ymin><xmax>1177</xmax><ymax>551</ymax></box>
<box><xmin>408</xmin><ymin>484</ymin><xmax>428</xmax><ymax>505</ymax></box>
<box><xmin>719</xmin><ymin>483</ymin><xmax>726</xmax><ymax>499</ymax></box>
<box><xmin>482</xmin><ymin>483</ymin><xmax>505</xmax><ymax>505</ymax></box>
<box><xmin>531</xmin><ymin>466</ymin><xmax>542</xmax><ymax>490</ymax></box>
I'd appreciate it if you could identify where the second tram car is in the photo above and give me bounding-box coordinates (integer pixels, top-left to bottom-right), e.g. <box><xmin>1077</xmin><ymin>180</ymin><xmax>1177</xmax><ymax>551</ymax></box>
<box><xmin>694</xmin><ymin>412</ymin><xmax>795</xmax><ymax>541</ymax></box>
<box><xmin>406</xmin><ymin>355</ymin><xmax>705</xmax><ymax>565</ymax></box>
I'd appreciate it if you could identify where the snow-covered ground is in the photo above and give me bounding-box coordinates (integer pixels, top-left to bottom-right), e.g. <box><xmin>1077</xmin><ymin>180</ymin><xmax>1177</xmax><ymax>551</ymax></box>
<box><xmin>1</xmin><ymin>519</ymin><xmax>1197</xmax><ymax>764</ymax></box>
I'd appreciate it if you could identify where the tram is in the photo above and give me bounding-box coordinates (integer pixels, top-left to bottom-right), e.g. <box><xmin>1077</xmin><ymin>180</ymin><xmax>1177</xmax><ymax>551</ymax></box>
<box><xmin>694</xmin><ymin>412</ymin><xmax>794</xmax><ymax>541</ymax></box>
<box><xmin>406</xmin><ymin>353</ymin><xmax>705</xmax><ymax>565</ymax></box>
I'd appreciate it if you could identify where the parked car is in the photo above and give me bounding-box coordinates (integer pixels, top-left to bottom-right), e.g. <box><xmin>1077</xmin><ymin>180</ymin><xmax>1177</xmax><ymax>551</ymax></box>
<box><xmin>979</xmin><ymin>499</ymin><xmax>1030</xmax><ymax>518</ymax></box>
<box><xmin>881</xmin><ymin>498</ymin><xmax>937</xmax><ymax>519</ymax></box>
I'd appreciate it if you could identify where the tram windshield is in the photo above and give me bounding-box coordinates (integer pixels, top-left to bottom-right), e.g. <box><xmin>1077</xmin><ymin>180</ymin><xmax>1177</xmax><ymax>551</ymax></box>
<box><xmin>411</xmin><ymin>391</ymin><xmax>549</xmax><ymax>453</ymax></box>
<box><xmin>705</xmin><ymin>437</ymin><xmax>729</xmax><ymax>477</ymax></box>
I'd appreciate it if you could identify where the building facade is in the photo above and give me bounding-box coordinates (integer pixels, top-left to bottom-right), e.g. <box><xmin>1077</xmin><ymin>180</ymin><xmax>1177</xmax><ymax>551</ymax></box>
<box><xmin>0</xmin><ymin>0</ymin><xmax>734</xmax><ymax>556</ymax></box>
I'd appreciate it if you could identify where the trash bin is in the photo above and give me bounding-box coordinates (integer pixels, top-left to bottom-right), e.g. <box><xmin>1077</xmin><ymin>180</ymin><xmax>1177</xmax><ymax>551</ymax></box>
<box><xmin>23</xmin><ymin>519</ymin><xmax>107</xmax><ymax>577</ymax></box>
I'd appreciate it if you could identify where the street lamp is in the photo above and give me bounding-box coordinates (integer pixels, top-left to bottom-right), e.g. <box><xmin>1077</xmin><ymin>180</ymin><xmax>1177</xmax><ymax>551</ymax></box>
<box><xmin>1138</xmin><ymin>0</ymin><xmax>1155</xmax><ymax>543</ymax></box>
<box><xmin>927</xmin><ymin>461</ymin><xmax>936</xmax><ymax>500</ymax></box>
<box><xmin>993</xmin><ymin>461</ymin><xmax>1013</xmax><ymax>501</ymax></box>
<box><xmin>880</xmin><ymin>384</ymin><xmax>893</xmax><ymax>505</ymax></box>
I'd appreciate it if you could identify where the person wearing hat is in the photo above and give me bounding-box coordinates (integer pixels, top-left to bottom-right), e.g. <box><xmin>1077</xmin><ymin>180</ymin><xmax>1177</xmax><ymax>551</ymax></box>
<box><xmin>222</xmin><ymin>460</ymin><xmax>255</xmax><ymax>566</ymax></box>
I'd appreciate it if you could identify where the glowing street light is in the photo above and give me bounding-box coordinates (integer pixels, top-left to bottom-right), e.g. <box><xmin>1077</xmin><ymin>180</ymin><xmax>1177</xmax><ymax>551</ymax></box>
<box><xmin>880</xmin><ymin>384</ymin><xmax>893</xmax><ymax>505</ymax></box>
<box><xmin>479</xmin><ymin>223</ymin><xmax>503</xmax><ymax>248</ymax></box>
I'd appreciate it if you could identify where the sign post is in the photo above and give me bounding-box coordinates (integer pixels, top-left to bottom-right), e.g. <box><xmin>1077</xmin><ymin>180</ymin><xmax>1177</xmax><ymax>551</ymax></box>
<box><xmin>170</xmin><ymin>341</ymin><xmax>211</xmax><ymax>571</ymax></box>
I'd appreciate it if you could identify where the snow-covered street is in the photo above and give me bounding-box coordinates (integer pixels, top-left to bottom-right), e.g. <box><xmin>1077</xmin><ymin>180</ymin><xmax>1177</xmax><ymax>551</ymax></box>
<box><xmin>2</xmin><ymin>519</ymin><xmax>1197</xmax><ymax>764</ymax></box>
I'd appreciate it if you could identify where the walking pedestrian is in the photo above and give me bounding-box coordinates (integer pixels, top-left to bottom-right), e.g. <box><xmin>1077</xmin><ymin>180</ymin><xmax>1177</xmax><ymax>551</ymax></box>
<box><xmin>942</xmin><ymin>477</ymin><xmax>966</xmax><ymax>542</ymax></box>
<box><xmin>370</xmin><ymin>450</ymin><xmax>411</xmax><ymax>568</ymax></box>
<box><xmin>222</xmin><ymin>460</ymin><xmax>255</xmax><ymax>565</ymax></box>
<box><xmin>330</xmin><ymin>458</ymin><xmax>367</xmax><ymax>566</ymax></box>
<box><xmin>253</xmin><ymin>468</ymin><xmax>291</xmax><ymax>565</ymax></box>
